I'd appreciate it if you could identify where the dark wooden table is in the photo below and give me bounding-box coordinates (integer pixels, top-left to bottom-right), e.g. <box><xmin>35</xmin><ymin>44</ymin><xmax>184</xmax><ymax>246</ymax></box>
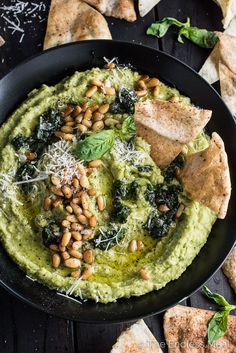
<box><xmin>0</xmin><ymin>1</ymin><xmax>235</xmax><ymax>352</ymax></box>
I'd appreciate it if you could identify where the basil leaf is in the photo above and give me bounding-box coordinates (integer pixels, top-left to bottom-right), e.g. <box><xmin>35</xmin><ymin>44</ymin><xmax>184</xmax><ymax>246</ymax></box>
<box><xmin>118</xmin><ymin>116</ymin><xmax>136</xmax><ymax>141</ymax></box>
<box><xmin>207</xmin><ymin>310</ymin><xmax>230</xmax><ymax>345</ymax></box>
<box><xmin>203</xmin><ymin>286</ymin><xmax>232</xmax><ymax>308</ymax></box>
<box><xmin>74</xmin><ymin>130</ymin><xmax>115</xmax><ymax>161</ymax></box>
<box><xmin>178</xmin><ymin>27</ymin><xmax>218</xmax><ymax>48</ymax></box>
<box><xmin>147</xmin><ymin>17</ymin><xmax>190</xmax><ymax>38</ymax></box>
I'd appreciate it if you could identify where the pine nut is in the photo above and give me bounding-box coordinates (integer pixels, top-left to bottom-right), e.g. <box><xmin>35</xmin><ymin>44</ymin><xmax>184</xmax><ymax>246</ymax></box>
<box><xmin>69</xmin><ymin>249</ymin><xmax>83</xmax><ymax>259</ymax></box>
<box><xmin>71</xmin><ymin>223</ymin><xmax>83</xmax><ymax>231</ymax></box>
<box><xmin>64</xmin><ymin>258</ymin><xmax>81</xmax><ymax>269</ymax></box>
<box><xmin>88</xmin><ymin>188</ymin><xmax>96</xmax><ymax>196</ymax></box>
<box><xmin>49</xmin><ymin>244</ymin><xmax>59</xmax><ymax>251</ymax></box>
<box><xmin>104</xmin><ymin>63</ymin><xmax>116</xmax><ymax>69</ymax></box>
<box><xmin>82</xmin><ymin>265</ymin><xmax>94</xmax><ymax>280</ymax></box>
<box><xmin>71</xmin><ymin>105</ymin><xmax>82</xmax><ymax>117</ymax></box>
<box><xmin>59</xmin><ymin>245</ymin><xmax>66</xmax><ymax>252</ymax></box>
<box><xmin>83</xmin><ymin>249</ymin><xmax>94</xmax><ymax>264</ymax></box>
<box><xmin>146</xmin><ymin>78</ymin><xmax>160</xmax><ymax>88</ymax></box>
<box><xmin>104</xmin><ymin>87</ymin><xmax>116</xmax><ymax>95</ymax></box>
<box><xmin>25</xmin><ymin>151</ymin><xmax>36</xmax><ymax>161</ymax></box>
<box><xmin>66</xmin><ymin>215</ymin><xmax>78</xmax><ymax>223</ymax></box>
<box><xmin>62</xmin><ymin>219</ymin><xmax>71</xmax><ymax>228</ymax></box>
<box><xmin>81</xmin><ymin>102</ymin><xmax>89</xmax><ymax>112</ymax></box>
<box><xmin>97</xmin><ymin>195</ymin><xmax>105</xmax><ymax>211</ymax></box>
<box><xmin>77</xmin><ymin>214</ymin><xmax>88</xmax><ymax>225</ymax></box>
<box><xmin>52</xmin><ymin>253</ymin><xmax>61</xmax><ymax>268</ymax></box>
<box><xmin>54</xmin><ymin>131</ymin><xmax>74</xmax><ymax>140</ymax></box>
<box><xmin>86</xmin><ymin>85</ymin><xmax>97</xmax><ymax>98</ymax></box>
<box><xmin>82</xmin><ymin>119</ymin><xmax>92</xmax><ymax>128</ymax></box>
<box><xmin>43</xmin><ymin>196</ymin><xmax>52</xmax><ymax>211</ymax></box>
<box><xmin>129</xmin><ymin>239</ymin><xmax>138</xmax><ymax>253</ymax></box>
<box><xmin>140</xmin><ymin>74</ymin><xmax>149</xmax><ymax>81</ymax></box>
<box><xmin>64</xmin><ymin>115</ymin><xmax>74</xmax><ymax>123</ymax></box>
<box><xmin>159</xmin><ymin>204</ymin><xmax>170</xmax><ymax>213</ymax></box>
<box><xmin>51</xmin><ymin>185</ymin><xmax>63</xmax><ymax>197</ymax></box>
<box><xmin>51</xmin><ymin>175</ymin><xmax>60</xmax><ymax>186</ymax></box>
<box><xmin>72</xmin><ymin>241</ymin><xmax>82</xmax><ymax>250</ymax></box>
<box><xmin>75</xmin><ymin>114</ymin><xmax>83</xmax><ymax>124</ymax></box>
<box><xmin>88</xmin><ymin>160</ymin><xmax>102</xmax><ymax>168</ymax></box>
<box><xmin>72</xmin><ymin>177</ymin><xmax>80</xmax><ymax>189</ymax></box>
<box><xmin>80</xmin><ymin>175</ymin><xmax>89</xmax><ymax>188</ymax></box>
<box><xmin>61</xmin><ymin>125</ymin><xmax>73</xmax><ymax>134</ymax></box>
<box><xmin>93</xmin><ymin>112</ymin><xmax>104</xmax><ymax>121</ymax></box>
<box><xmin>71</xmin><ymin>232</ymin><xmax>82</xmax><ymax>241</ymax></box>
<box><xmin>84</xmin><ymin>108</ymin><xmax>92</xmax><ymax>120</ymax></box>
<box><xmin>137</xmin><ymin>240</ymin><xmax>144</xmax><ymax>250</ymax></box>
<box><xmin>65</xmin><ymin>121</ymin><xmax>75</xmax><ymax>127</ymax></box>
<box><xmin>83</xmin><ymin>210</ymin><xmax>92</xmax><ymax>218</ymax></box>
<box><xmin>61</xmin><ymin>251</ymin><xmax>70</xmax><ymax>260</ymax></box>
<box><xmin>91</xmin><ymin>79</ymin><xmax>103</xmax><ymax>87</ymax></box>
<box><xmin>89</xmin><ymin>215</ymin><xmax>97</xmax><ymax>228</ymax></box>
<box><xmin>90</xmin><ymin>104</ymin><xmax>99</xmax><ymax>112</ymax></box>
<box><xmin>62</xmin><ymin>185</ymin><xmax>73</xmax><ymax>199</ymax></box>
<box><xmin>62</xmin><ymin>106</ymin><xmax>74</xmax><ymax>117</ymax></box>
<box><xmin>153</xmin><ymin>85</ymin><xmax>160</xmax><ymax>97</ymax></box>
<box><xmin>71</xmin><ymin>270</ymin><xmax>81</xmax><ymax>278</ymax></box>
<box><xmin>52</xmin><ymin>198</ymin><xmax>61</xmax><ymax>208</ymax></box>
<box><xmin>76</xmin><ymin>124</ymin><xmax>87</xmax><ymax>134</ymax></box>
<box><xmin>137</xmin><ymin>80</ymin><xmax>147</xmax><ymax>90</ymax></box>
<box><xmin>92</xmin><ymin>121</ymin><xmax>104</xmax><ymax>131</ymax></box>
<box><xmin>176</xmin><ymin>204</ymin><xmax>185</xmax><ymax>218</ymax></box>
<box><xmin>136</xmin><ymin>90</ymin><xmax>147</xmax><ymax>97</ymax></box>
<box><xmin>98</xmin><ymin>103</ymin><xmax>109</xmax><ymax>114</ymax></box>
<box><xmin>61</xmin><ymin>231</ymin><xmax>71</xmax><ymax>247</ymax></box>
<box><xmin>72</xmin><ymin>197</ymin><xmax>80</xmax><ymax>204</ymax></box>
<box><xmin>140</xmin><ymin>268</ymin><xmax>149</xmax><ymax>280</ymax></box>
<box><xmin>104</xmin><ymin>118</ymin><xmax>119</xmax><ymax>127</ymax></box>
<box><xmin>71</xmin><ymin>203</ymin><xmax>82</xmax><ymax>215</ymax></box>
<box><xmin>169</xmin><ymin>95</ymin><xmax>179</xmax><ymax>103</ymax></box>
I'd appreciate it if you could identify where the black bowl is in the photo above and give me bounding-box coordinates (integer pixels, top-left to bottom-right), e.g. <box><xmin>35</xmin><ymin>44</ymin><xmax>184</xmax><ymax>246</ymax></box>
<box><xmin>0</xmin><ymin>40</ymin><xmax>235</xmax><ymax>323</ymax></box>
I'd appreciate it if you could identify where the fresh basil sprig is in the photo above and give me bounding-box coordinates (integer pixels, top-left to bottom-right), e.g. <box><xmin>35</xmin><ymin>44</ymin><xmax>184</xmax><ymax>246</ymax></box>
<box><xmin>147</xmin><ymin>17</ymin><xmax>189</xmax><ymax>38</ymax></box>
<box><xmin>147</xmin><ymin>17</ymin><xmax>218</xmax><ymax>49</ymax></box>
<box><xmin>203</xmin><ymin>286</ymin><xmax>236</xmax><ymax>345</ymax></box>
<box><xmin>74</xmin><ymin>116</ymin><xmax>136</xmax><ymax>161</ymax></box>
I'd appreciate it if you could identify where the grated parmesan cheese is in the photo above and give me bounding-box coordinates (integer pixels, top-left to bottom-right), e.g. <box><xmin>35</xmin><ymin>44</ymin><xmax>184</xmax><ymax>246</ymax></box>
<box><xmin>113</xmin><ymin>139</ymin><xmax>146</xmax><ymax>166</ymax></box>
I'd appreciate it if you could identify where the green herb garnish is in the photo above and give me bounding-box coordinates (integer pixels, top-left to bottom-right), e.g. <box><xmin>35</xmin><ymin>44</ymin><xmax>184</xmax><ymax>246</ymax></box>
<box><xmin>93</xmin><ymin>227</ymin><xmax>125</xmax><ymax>250</ymax></box>
<box><xmin>42</xmin><ymin>223</ymin><xmax>61</xmax><ymax>247</ymax></box>
<box><xmin>203</xmin><ymin>286</ymin><xmax>236</xmax><ymax>344</ymax></box>
<box><xmin>147</xmin><ymin>17</ymin><xmax>218</xmax><ymax>49</ymax></box>
<box><xmin>110</xmin><ymin>88</ymin><xmax>138</xmax><ymax>114</ymax></box>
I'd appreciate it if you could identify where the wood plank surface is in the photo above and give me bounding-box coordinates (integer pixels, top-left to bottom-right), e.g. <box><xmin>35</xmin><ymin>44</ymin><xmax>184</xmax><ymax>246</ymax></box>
<box><xmin>0</xmin><ymin>1</ymin><xmax>234</xmax><ymax>353</ymax></box>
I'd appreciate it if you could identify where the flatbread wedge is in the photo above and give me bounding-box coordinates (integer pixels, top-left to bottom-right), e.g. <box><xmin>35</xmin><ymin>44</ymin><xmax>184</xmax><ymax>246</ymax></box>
<box><xmin>223</xmin><ymin>246</ymin><xmax>236</xmax><ymax>293</ymax></box>
<box><xmin>83</xmin><ymin>0</ymin><xmax>136</xmax><ymax>22</ymax></box>
<box><xmin>199</xmin><ymin>17</ymin><xmax>236</xmax><ymax>84</ymax></box>
<box><xmin>213</xmin><ymin>0</ymin><xmax>236</xmax><ymax>29</ymax></box>
<box><xmin>44</xmin><ymin>0</ymin><xmax>111</xmax><ymax>50</ymax></box>
<box><xmin>219</xmin><ymin>60</ymin><xmax>236</xmax><ymax>115</ymax></box>
<box><xmin>180</xmin><ymin>132</ymin><xmax>231</xmax><ymax>219</ymax></box>
<box><xmin>134</xmin><ymin>99</ymin><xmax>212</xmax><ymax>168</ymax></box>
<box><xmin>164</xmin><ymin>305</ymin><xmax>236</xmax><ymax>353</ymax></box>
<box><xmin>110</xmin><ymin>319</ymin><xmax>163</xmax><ymax>353</ymax></box>
<box><xmin>139</xmin><ymin>0</ymin><xmax>161</xmax><ymax>17</ymax></box>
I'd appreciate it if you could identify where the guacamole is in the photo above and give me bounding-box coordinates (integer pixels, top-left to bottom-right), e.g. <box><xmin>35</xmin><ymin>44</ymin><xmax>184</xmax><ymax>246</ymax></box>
<box><xmin>0</xmin><ymin>66</ymin><xmax>217</xmax><ymax>303</ymax></box>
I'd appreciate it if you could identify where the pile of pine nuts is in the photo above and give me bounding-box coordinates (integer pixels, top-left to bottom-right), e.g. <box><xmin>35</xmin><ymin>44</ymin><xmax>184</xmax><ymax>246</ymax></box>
<box><xmin>43</xmin><ymin>161</ymin><xmax>106</xmax><ymax>279</ymax></box>
<box><xmin>135</xmin><ymin>75</ymin><xmax>160</xmax><ymax>98</ymax></box>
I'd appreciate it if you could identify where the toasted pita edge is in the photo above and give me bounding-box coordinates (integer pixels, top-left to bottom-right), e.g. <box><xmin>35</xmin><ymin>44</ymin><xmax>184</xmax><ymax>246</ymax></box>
<box><xmin>222</xmin><ymin>246</ymin><xmax>236</xmax><ymax>293</ymax></box>
<box><xmin>43</xmin><ymin>0</ymin><xmax>111</xmax><ymax>50</ymax></box>
<box><xmin>219</xmin><ymin>60</ymin><xmax>236</xmax><ymax>115</ymax></box>
<box><xmin>139</xmin><ymin>0</ymin><xmax>161</xmax><ymax>17</ymax></box>
<box><xmin>110</xmin><ymin>319</ymin><xmax>163</xmax><ymax>353</ymax></box>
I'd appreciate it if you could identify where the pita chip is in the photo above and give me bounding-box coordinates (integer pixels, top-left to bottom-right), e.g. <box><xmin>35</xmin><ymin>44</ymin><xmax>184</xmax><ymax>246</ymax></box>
<box><xmin>0</xmin><ymin>35</ymin><xmax>5</xmax><ymax>47</ymax></box>
<box><xmin>134</xmin><ymin>99</ymin><xmax>212</xmax><ymax>168</ymax></box>
<box><xmin>164</xmin><ymin>305</ymin><xmax>236</xmax><ymax>353</ymax></box>
<box><xmin>139</xmin><ymin>0</ymin><xmax>162</xmax><ymax>17</ymax></box>
<box><xmin>223</xmin><ymin>246</ymin><xmax>236</xmax><ymax>293</ymax></box>
<box><xmin>180</xmin><ymin>132</ymin><xmax>231</xmax><ymax>219</ymax></box>
<box><xmin>83</xmin><ymin>0</ymin><xmax>136</xmax><ymax>22</ymax></box>
<box><xmin>110</xmin><ymin>320</ymin><xmax>163</xmax><ymax>353</ymax></box>
<box><xmin>219</xmin><ymin>60</ymin><xmax>236</xmax><ymax>114</ymax></box>
<box><xmin>199</xmin><ymin>17</ymin><xmax>236</xmax><ymax>84</ymax></box>
<box><xmin>213</xmin><ymin>0</ymin><xmax>236</xmax><ymax>29</ymax></box>
<box><xmin>44</xmin><ymin>0</ymin><xmax>111</xmax><ymax>50</ymax></box>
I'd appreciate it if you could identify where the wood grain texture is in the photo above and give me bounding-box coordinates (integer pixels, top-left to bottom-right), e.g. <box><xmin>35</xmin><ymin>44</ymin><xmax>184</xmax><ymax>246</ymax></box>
<box><xmin>0</xmin><ymin>1</ymin><xmax>234</xmax><ymax>353</ymax></box>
